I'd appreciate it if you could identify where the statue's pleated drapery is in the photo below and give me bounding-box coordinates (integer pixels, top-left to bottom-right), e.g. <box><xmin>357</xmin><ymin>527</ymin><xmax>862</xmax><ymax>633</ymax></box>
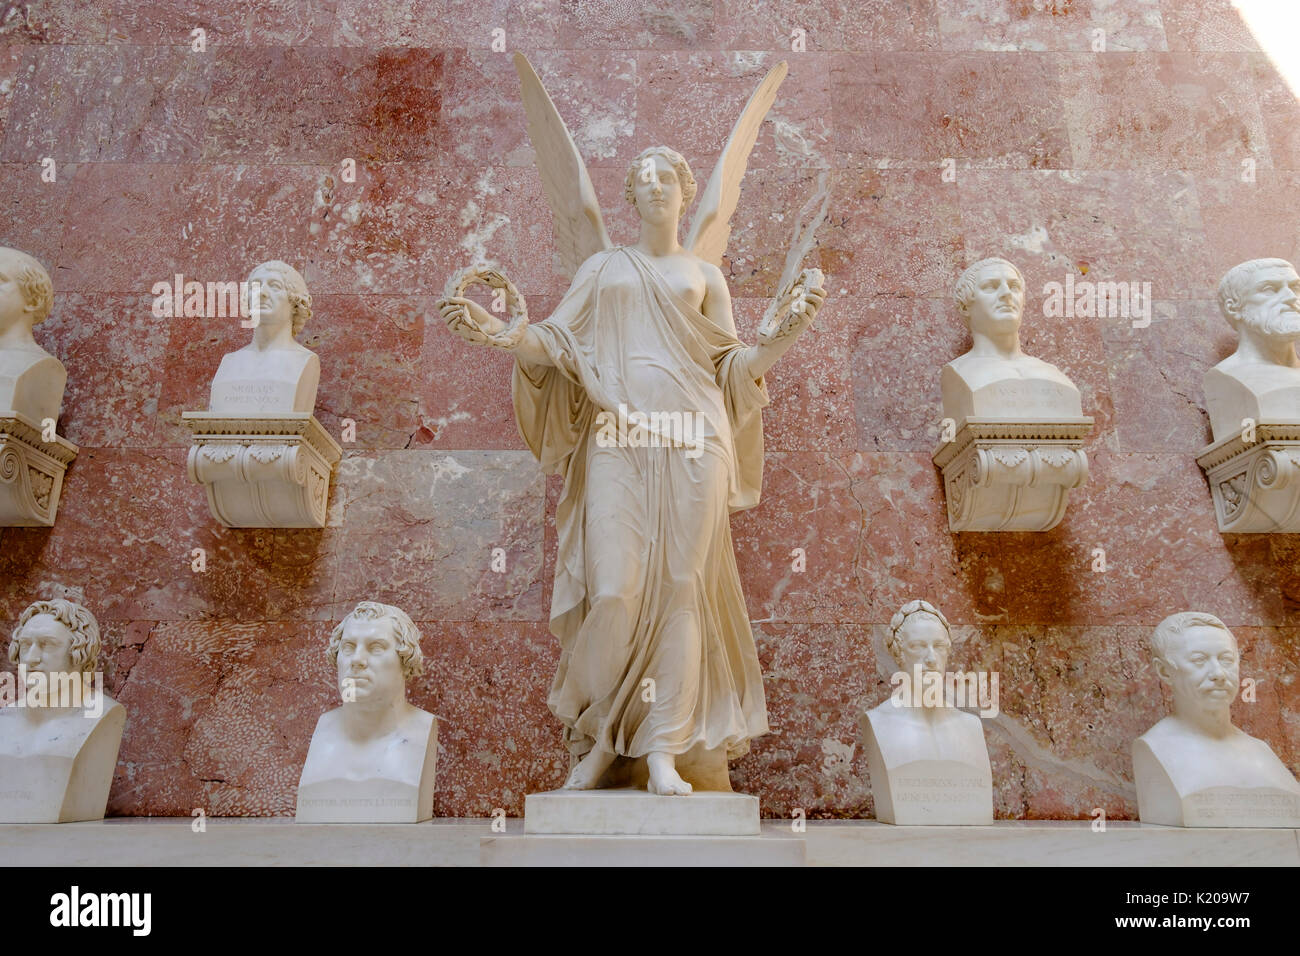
<box><xmin>512</xmin><ymin>247</ymin><xmax>770</xmax><ymax>761</ymax></box>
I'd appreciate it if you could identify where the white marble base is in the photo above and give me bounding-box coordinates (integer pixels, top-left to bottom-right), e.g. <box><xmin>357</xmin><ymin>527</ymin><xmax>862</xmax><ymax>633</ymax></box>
<box><xmin>0</xmin><ymin>702</ymin><xmax>126</xmax><ymax>823</ymax></box>
<box><xmin>0</xmin><ymin>818</ymin><xmax>482</xmax><ymax>867</ymax></box>
<box><xmin>1196</xmin><ymin>425</ymin><xmax>1300</xmax><ymax>532</ymax></box>
<box><xmin>804</xmin><ymin>820</ymin><xmax>1300</xmax><ymax>866</ymax></box>
<box><xmin>482</xmin><ymin>825</ymin><xmax>804</xmax><ymax>867</ymax></box>
<box><xmin>932</xmin><ymin>419</ymin><xmax>1092</xmax><ymax>532</ymax></box>
<box><xmin>0</xmin><ymin>412</ymin><xmax>78</xmax><ymax>527</ymax></box>
<box><xmin>2</xmin><ymin>819</ymin><xmax>1296</xmax><ymax>866</ymax></box>
<box><xmin>860</xmin><ymin>711</ymin><xmax>994</xmax><ymax>826</ymax></box>
<box><xmin>524</xmin><ymin>788</ymin><xmax>759</xmax><ymax>835</ymax></box>
<box><xmin>183</xmin><ymin>412</ymin><xmax>341</xmax><ymax>528</ymax></box>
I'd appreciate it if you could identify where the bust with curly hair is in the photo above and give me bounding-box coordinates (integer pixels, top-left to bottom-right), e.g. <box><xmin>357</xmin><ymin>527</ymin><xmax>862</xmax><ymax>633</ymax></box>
<box><xmin>295</xmin><ymin>602</ymin><xmax>438</xmax><ymax>823</ymax></box>
<box><xmin>207</xmin><ymin>259</ymin><xmax>321</xmax><ymax>415</ymax></box>
<box><xmin>0</xmin><ymin>246</ymin><xmax>67</xmax><ymax>425</ymax></box>
<box><xmin>1</xmin><ymin>598</ymin><xmax>126</xmax><ymax>823</ymax></box>
<box><xmin>9</xmin><ymin>597</ymin><xmax>102</xmax><ymax>676</ymax></box>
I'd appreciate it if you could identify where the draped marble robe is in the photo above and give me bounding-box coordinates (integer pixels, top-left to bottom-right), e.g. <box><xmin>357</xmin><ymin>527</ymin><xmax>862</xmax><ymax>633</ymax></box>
<box><xmin>512</xmin><ymin>246</ymin><xmax>770</xmax><ymax>769</ymax></box>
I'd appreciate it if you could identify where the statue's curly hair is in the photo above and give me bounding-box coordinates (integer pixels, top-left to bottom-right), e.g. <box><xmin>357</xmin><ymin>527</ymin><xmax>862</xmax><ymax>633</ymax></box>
<box><xmin>1</xmin><ymin>247</ymin><xmax>53</xmax><ymax>325</ymax></box>
<box><xmin>247</xmin><ymin>260</ymin><xmax>313</xmax><ymax>337</ymax></box>
<box><xmin>9</xmin><ymin>599</ymin><xmax>101</xmax><ymax>673</ymax></box>
<box><xmin>1150</xmin><ymin>611</ymin><xmax>1235</xmax><ymax>666</ymax></box>
<box><xmin>1216</xmin><ymin>258</ymin><xmax>1294</xmax><ymax>329</ymax></box>
<box><xmin>953</xmin><ymin>257</ymin><xmax>1023</xmax><ymax>324</ymax></box>
<box><xmin>624</xmin><ymin>146</ymin><xmax>697</xmax><ymax>217</ymax></box>
<box><xmin>328</xmin><ymin>601</ymin><xmax>424</xmax><ymax>680</ymax></box>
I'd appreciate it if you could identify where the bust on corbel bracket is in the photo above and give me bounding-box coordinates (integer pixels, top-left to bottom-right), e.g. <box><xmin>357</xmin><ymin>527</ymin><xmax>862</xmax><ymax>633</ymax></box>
<box><xmin>0</xmin><ymin>247</ymin><xmax>77</xmax><ymax>527</ymax></box>
<box><xmin>1197</xmin><ymin>258</ymin><xmax>1300</xmax><ymax>533</ymax></box>
<box><xmin>182</xmin><ymin>260</ymin><xmax>340</xmax><ymax>528</ymax></box>
<box><xmin>931</xmin><ymin>258</ymin><xmax>1093</xmax><ymax>532</ymax></box>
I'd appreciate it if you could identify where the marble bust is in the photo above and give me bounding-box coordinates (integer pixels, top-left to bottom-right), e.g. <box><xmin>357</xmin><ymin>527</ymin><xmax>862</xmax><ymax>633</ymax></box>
<box><xmin>0</xmin><ymin>247</ymin><xmax>65</xmax><ymax>425</ymax></box>
<box><xmin>208</xmin><ymin>260</ymin><xmax>319</xmax><ymax>415</ymax></box>
<box><xmin>860</xmin><ymin>600</ymin><xmax>993</xmax><ymax>825</ymax></box>
<box><xmin>1134</xmin><ymin>611</ymin><xmax>1300</xmax><ymax>827</ymax></box>
<box><xmin>0</xmin><ymin>599</ymin><xmax>125</xmax><ymax>823</ymax></box>
<box><xmin>295</xmin><ymin>602</ymin><xmax>438</xmax><ymax>823</ymax></box>
<box><xmin>941</xmin><ymin>257</ymin><xmax>1083</xmax><ymax>424</ymax></box>
<box><xmin>1202</xmin><ymin>258</ymin><xmax>1300</xmax><ymax>442</ymax></box>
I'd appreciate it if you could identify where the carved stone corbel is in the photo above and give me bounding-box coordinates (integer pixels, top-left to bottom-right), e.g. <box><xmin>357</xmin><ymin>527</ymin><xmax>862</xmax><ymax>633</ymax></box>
<box><xmin>1196</xmin><ymin>422</ymin><xmax>1300</xmax><ymax>533</ymax></box>
<box><xmin>0</xmin><ymin>412</ymin><xmax>77</xmax><ymax>527</ymax></box>
<box><xmin>183</xmin><ymin>412</ymin><xmax>341</xmax><ymax>528</ymax></box>
<box><xmin>932</xmin><ymin>419</ymin><xmax>1093</xmax><ymax>532</ymax></box>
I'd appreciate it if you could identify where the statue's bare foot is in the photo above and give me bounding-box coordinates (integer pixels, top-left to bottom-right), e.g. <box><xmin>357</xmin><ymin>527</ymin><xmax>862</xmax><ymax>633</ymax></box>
<box><xmin>563</xmin><ymin>748</ymin><xmax>615</xmax><ymax>790</ymax></box>
<box><xmin>647</xmin><ymin>751</ymin><xmax>692</xmax><ymax>795</ymax></box>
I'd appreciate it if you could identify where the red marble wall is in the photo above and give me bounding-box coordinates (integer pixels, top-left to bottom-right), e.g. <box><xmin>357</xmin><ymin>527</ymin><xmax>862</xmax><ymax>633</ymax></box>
<box><xmin>1</xmin><ymin>0</ymin><xmax>1297</xmax><ymax>819</ymax></box>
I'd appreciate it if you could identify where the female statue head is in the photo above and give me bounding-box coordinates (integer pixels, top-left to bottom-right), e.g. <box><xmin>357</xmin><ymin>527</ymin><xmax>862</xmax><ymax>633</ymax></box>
<box><xmin>624</xmin><ymin>146</ymin><xmax>697</xmax><ymax>224</ymax></box>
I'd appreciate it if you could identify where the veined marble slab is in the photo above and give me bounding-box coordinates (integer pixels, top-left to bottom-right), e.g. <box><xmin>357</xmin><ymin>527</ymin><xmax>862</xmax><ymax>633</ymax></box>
<box><xmin>804</xmin><ymin>821</ymin><xmax>1300</xmax><ymax>867</ymax></box>
<box><xmin>3</xmin><ymin>819</ymin><xmax>1296</xmax><ymax>867</ymax></box>
<box><xmin>524</xmin><ymin>788</ymin><xmax>760</xmax><ymax>835</ymax></box>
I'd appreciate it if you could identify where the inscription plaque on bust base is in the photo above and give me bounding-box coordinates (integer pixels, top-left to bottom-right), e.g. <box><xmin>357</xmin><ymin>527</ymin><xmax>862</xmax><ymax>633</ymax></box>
<box><xmin>861</xmin><ymin>710</ymin><xmax>994</xmax><ymax>825</ymax></box>
<box><xmin>1134</xmin><ymin>736</ymin><xmax>1300</xmax><ymax>828</ymax></box>
<box><xmin>0</xmin><ymin>701</ymin><xmax>125</xmax><ymax>823</ymax></box>
<box><xmin>295</xmin><ymin>716</ymin><xmax>437</xmax><ymax>824</ymax></box>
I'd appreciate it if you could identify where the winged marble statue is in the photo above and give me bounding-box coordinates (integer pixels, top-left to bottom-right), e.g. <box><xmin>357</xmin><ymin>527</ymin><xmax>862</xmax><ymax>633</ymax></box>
<box><xmin>437</xmin><ymin>54</ymin><xmax>827</xmax><ymax>796</ymax></box>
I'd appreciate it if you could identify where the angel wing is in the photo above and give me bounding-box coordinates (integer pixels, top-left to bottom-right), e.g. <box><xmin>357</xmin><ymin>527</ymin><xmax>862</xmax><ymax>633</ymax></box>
<box><xmin>685</xmin><ymin>61</ymin><xmax>789</xmax><ymax>268</ymax></box>
<box><xmin>514</xmin><ymin>53</ymin><xmax>611</xmax><ymax>279</ymax></box>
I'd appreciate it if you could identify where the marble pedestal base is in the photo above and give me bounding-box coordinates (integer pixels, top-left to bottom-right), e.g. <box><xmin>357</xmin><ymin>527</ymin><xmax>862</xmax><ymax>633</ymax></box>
<box><xmin>0</xmin><ymin>412</ymin><xmax>77</xmax><ymax>526</ymax></box>
<box><xmin>183</xmin><ymin>412</ymin><xmax>341</xmax><ymax>528</ymax></box>
<box><xmin>481</xmin><ymin>828</ymin><xmax>805</xmax><ymax>867</ymax></box>
<box><xmin>933</xmin><ymin>419</ymin><xmax>1092</xmax><ymax>532</ymax></box>
<box><xmin>3</xmin><ymin>819</ymin><xmax>1296</xmax><ymax>866</ymax></box>
<box><xmin>524</xmin><ymin>788</ymin><xmax>759</xmax><ymax>835</ymax></box>
<box><xmin>1196</xmin><ymin>424</ymin><xmax>1300</xmax><ymax>532</ymax></box>
<box><xmin>482</xmin><ymin>788</ymin><xmax>797</xmax><ymax>866</ymax></box>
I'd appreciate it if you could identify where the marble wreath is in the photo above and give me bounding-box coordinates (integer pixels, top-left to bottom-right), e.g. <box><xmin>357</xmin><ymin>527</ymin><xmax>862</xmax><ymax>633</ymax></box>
<box><xmin>438</xmin><ymin>55</ymin><xmax>826</xmax><ymax>798</ymax></box>
<box><xmin>859</xmin><ymin>600</ymin><xmax>993</xmax><ymax>825</ymax></box>
<box><xmin>0</xmin><ymin>246</ymin><xmax>78</xmax><ymax>526</ymax></box>
<box><xmin>1197</xmin><ymin>257</ymin><xmax>1300</xmax><ymax>532</ymax></box>
<box><xmin>1134</xmin><ymin>611</ymin><xmax>1300</xmax><ymax>827</ymax></box>
<box><xmin>295</xmin><ymin>601</ymin><xmax>438</xmax><ymax>824</ymax></box>
<box><xmin>0</xmin><ymin>599</ymin><xmax>125</xmax><ymax>823</ymax></box>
